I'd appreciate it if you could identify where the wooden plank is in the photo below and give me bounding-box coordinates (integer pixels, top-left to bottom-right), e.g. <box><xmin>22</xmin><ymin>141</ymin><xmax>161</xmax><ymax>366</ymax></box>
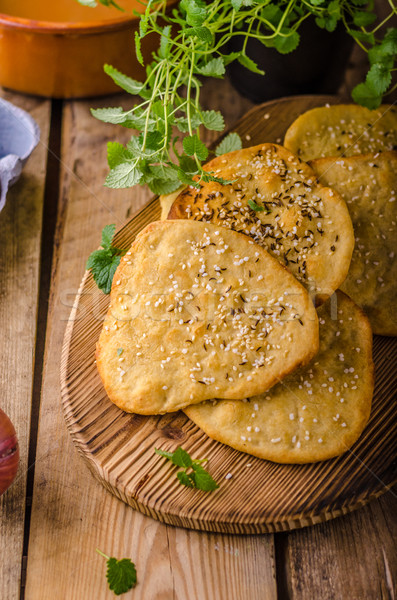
<box><xmin>281</xmin><ymin>486</ymin><xmax>397</xmax><ymax>599</ymax></box>
<box><xmin>0</xmin><ymin>91</ymin><xmax>50</xmax><ymax>600</ymax></box>
<box><xmin>26</xmin><ymin>82</ymin><xmax>276</xmax><ymax>597</ymax></box>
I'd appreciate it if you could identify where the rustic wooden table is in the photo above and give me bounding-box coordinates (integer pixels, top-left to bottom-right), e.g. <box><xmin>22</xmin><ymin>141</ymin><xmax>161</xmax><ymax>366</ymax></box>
<box><xmin>1</xmin><ymin>48</ymin><xmax>396</xmax><ymax>599</ymax></box>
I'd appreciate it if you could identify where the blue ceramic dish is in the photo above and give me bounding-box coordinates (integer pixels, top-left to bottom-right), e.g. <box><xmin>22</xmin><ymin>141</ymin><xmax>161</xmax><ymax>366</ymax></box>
<box><xmin>0</xmin><ymin>98</ymin><xmax>40</xmax><ymax>211</ymax></box>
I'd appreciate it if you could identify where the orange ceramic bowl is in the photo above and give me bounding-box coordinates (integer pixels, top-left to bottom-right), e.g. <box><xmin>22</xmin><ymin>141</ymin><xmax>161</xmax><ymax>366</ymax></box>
<box><xmin>0</xmin><ymin>0</ymin><xmax>166</xmax><ymax>98</ymax></box>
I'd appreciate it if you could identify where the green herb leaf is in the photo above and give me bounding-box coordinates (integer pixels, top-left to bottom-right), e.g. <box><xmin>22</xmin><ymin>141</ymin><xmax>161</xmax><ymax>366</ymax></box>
<box><xmin>135</xmin><ymin>31</ymin><xmax>144</xmax><ymax>66</ymax></box>
<box><xmin>248</xmin><ymin>199</ymin><xmax>265</xmax><ymax>212</ymax></box>
<box><xmin>197</xmin><ymin>57</ymin><xmax>226</xmax><ymax>78</ymax></box>
<box><xmin>103</xmin><ymin>64</ymin><xmax>145</xmax><ymax>95</ymax></box>
<box><xmin>86</xmin><ymin>251</ymin><xmax>121</xmax><ymax>295</ymax></box>
<box><xmin>200</xmin><ymin>110</ymin><xmax>224</xmax><ymax>132</ymax></box>
<box><xmin>106</xmin><ymin>557</ymin><xmax>137</xmax><ymax>595</ymax></box>
<box><xmin>117</xmin><ymin>348</ymin><xmax>123</xmax><ymax>356</ymax></box>
<box><xmin>366</xmin><ymin>63</ymin><xmax>392</xmax><ymax>95</ymax></box>
<box><xmin>190</xmin><ymin>463</ymin><xmax>219</xmax><ymax>491</ymax></box>
<box><xmin>86</xmin><ymin>225</ymin><xmax>126</xmax><ymax>295</ymax></box>
<box><xmin>351</xmin><ymin>82</ymin><xmax>382</xmax><ymax>110</ymax></box>
<box><xmin>180</xmin><ymin>0</ymin><xmax>207</xmax><ymax>26</ymax></box>
<box><xmin>353</xmin><ymin>10</ymin><xmax>376</xmax><ymax>27</ymax></box>
<box><xmin>177</xmin><ymin>470</ymin><xmax>194</xmax><ymax>487</ymax></box>
<box><xmin>273</xmin><ymin>31</ymin><xmax>300</xmax><ymax>54</ymax></box>
<box><xmin>159</xmin><ymin>25</ymin><xmax>171</xmax><ymax>58</ymax></box>
<box><xmin>155</xmin><ymin>447</ymin><xmax>218</xmax><ymax>491</ymax></box>
<box><xmin>183</xmin><ymin>134</ymin><xmax>209</xmax><ymax>161</ymax></box>
<box><xmin>237</xmin><ymin>54</ymin><xmax>264</xmax><ymax>75</ymax></box>
<box><xmin>215</xmin><ymin>133</ymin><xmax>242</xmax><ymax>156</ymax></box>
<box><xmin>185</xmin><ymin>26</ymin><xmax>213</xmax><ymax>43</ymax></box>
<box><xmin>105</xmin><ymin>163</ymin><xmax>143</xmax><ymax>188</ymax></box>
<box><xmin>101</xmin><ymin>223</ymin><xmax>117</xmax><ymax>249</ymax></box>
<box><xmin>107</xmin><ymin>142</ymin><xmax>133</xmax><ymax>169</ymax></box>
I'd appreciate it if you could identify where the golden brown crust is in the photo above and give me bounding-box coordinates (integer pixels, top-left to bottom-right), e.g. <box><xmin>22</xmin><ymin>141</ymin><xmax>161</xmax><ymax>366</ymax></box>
<box><xmin>168</xmin><ymin>143</ymin><xmax>354</xmax><ymax>304</ymax></box>
<box><xmin>311</xmin><ymin>151</ymin><xmax>397</xmax><ymax>336</ymax></box>
<box><xmin>96</xmin><ymin>219</ymin><xmax>319</xmax><ymax>414</ymax></box>
<box><xmin>185</xmin><ymin>291</ymin><xmax>374</xmax><ymax>464</ymax></box>
<box><xmin>284</xmin><ymin>104</ymin><xmax>397</xmax><ymax>162</ymax></box>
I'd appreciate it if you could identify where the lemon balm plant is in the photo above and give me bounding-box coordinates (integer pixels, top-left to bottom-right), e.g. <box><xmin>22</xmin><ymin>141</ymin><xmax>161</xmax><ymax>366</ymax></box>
<box><xmin>80</xmin><ymin>0</ymin><xmax>397</xmax><ymax>194</ymax></box>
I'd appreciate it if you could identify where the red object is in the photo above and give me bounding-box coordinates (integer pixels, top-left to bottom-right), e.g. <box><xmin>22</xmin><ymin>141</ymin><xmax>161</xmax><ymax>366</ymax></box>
<box><xmin>0</xmin><ymin>408</ymin><xmax>19</xmax><ymax>496</ymax></box>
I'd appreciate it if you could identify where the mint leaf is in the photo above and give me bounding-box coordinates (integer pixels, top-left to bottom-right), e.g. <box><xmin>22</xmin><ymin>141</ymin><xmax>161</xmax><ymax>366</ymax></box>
<box><xmin>237</xmin><ymin>54</ymin><xmax>264</xmax><ymax>74</ymax></box>
<box><xmin>135</xmin><ymin>31</ymin><xmax>144</xmax><ymax>66</ymax></box>
<box><xmin>155</xmin><ymin>447</ymin><xmax>218</xmax><ymax>491</ymax></box>
<box><xmin>172</xmin><ymin>447</ymin><xmax>193</xmax><ymax>468</ymax></box>
<box><xmin>273</xmin><ymin>31</ymin><xmax>300</xmax><ymax>54</ymax></box>
<box><xmin>215</xmin><ymin>132</ymin><xmax>242</xmax><ymax>156</ymax></box>
<box><xmin>248</xmin><ymin>199</ymin><xmax>265</xmax><ymax>212</ymax></box>
<box><xmin>105</xmin><ymin>163</ymin><xmax>143</xmax><ymax>188</ymax></box>
<box><xmin>190</xmin><ymin>464</ymin><xmax>219</xmax><ymax>491</ymax></box>
<box><xmin>177</xmin><ymin>471</ymin><xmax>194</xmax><ymax>487</ymax></box>
<box><xmin>185</xmin><ymin>26</ymin><xmax>212</xmax><ymax>43</ymax></box>
<box><xmin>366</xmin><ymin>63</ymin><xmax>392</xmax><ymax>95</ymax></box>
<box><xmin>159</xmin><ymin>25</ymin><xmax>171</xmax><ymax>58</ymax></box>
<box><xmin>352</xmin><ymin>82</ymin><xmax>382</xmax><ymax>109</ymax></box>
<box><xmin>200</xmin><ymin>110</ymin><xmax>224</xmax><ymax>131</ymax></box>
<box><xmin>183</xmin><ymin>134</ymin><xmax>209</xmax><ymax>161</ymax></box>
<box><xmin>86</xmin><ymin>251</ymin><xmax>121</xmax><ymax>294</ymax></box>
<box><xmin>106</xmin><ymin>557</ymin><xmax>137</xmax><ymax>595</ymax></box>
<box><xmin>231</xmin><ymin>0</ymin><xmax>243</xmax><ymax>10</ymax></box>
<box><xmin>197</xmin><ymin>57</ymin><xmax>225</xmax><ymax>78</ymax></box>
<box><xmin>117</xmin><ymin>348</ymin><xmax>123</xmax><ymax>356</ymax></box>
<box><xmin>353</xmin><ymin>11</ymin><xmax>376</xmax><ymax>27</ymax></box>
<box><xmin>180</xmin><ymin>0</ymin><xmax>207</xmax><ymax>26</ymax></box>
<box><xmin>104</xmin><ymin>64</ymin><xmax>145</xmax><ymax>95</ymax></box>
<box><xmin>107</xmin><ymin>142</ymin><xmax>132</xmax><ymax>169</ymax></box>
<box><xmin>101</xmin><ymin>223</ymin><xmax>116</xmax><ymax>249</ymax></box>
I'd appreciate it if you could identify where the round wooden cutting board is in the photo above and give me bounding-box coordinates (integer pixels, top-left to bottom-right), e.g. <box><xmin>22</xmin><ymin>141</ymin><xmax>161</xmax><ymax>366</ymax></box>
<box><xmin>61</xmin><ymin>95</ymin><xmax>397</xmax><ymax>534</ymax></box>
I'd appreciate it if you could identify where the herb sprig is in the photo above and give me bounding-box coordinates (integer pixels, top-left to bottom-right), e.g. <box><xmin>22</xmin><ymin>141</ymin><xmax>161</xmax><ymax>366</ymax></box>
<box><xmin>155</xmin><ymin>446</ymin><xmax>219</xmax><ymax>491</ymax></box>
<box><xmin>86</xmin><ymin>224</ymin><xmax>126</xmax><ymax>294</ymax></box>
<box><xmin>96</xmin><ymin>548</ymin><xmax>137</xmax><ymax>596</ymax></box>
<box><xmin>82</xmin><ymin>0</ymin><xmax>397</xmax><ymax>194</ymax></box>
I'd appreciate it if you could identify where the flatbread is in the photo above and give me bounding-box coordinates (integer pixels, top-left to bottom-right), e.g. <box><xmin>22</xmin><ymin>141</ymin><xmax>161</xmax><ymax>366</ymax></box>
<box><xmin>168</xmin><ymin>143</ymin><xmax>354</xmax><ymax>303</ymax></box>
<box><xmin>96</xmin><ymin>220</ymin><xmax>319</xmax><ymax>414</ymax></box>
<box><xmin>160</xmin><ymin>189</ymin><xmax>182</xmax><ymax>220</ymax></box>
<box><xmin>284</xmin><ymin>104</ymin><xmax>397</xmax><ymax>162</ymax></box>
<box><xmin>185</xmin><ymin>291</ymin><xmax>374</xmax><ymax>464</ymax></box>
<box><xmin>310</xmin><ymin>151</ymin><xmax>397</xmax><ymax>336</ymax></box>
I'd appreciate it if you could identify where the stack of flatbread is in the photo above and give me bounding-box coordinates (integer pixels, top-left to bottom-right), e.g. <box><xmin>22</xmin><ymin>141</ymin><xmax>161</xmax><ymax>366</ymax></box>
<box><xmin>96</xmin><ymin>104</ymin><xmax>397</xmax><ymax>464</ymax></box>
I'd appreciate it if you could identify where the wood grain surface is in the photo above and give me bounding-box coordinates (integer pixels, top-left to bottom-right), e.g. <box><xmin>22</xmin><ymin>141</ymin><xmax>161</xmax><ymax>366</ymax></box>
<box><xmin>61</xmin><ymin>95</ymin><xmax>397</xmax><ymax>535</ymax></box>
<box><xmin>0</xmin><ymin>91</ymin><xmax>50</xmax><ymax>599</ymax></box>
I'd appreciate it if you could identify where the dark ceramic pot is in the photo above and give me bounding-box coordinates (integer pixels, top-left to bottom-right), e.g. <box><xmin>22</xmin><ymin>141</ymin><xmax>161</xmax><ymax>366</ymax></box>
<box><xmin>227</xmin><ymin>18</ymin><xmax>354</xmax><ymax>103</ymax></box>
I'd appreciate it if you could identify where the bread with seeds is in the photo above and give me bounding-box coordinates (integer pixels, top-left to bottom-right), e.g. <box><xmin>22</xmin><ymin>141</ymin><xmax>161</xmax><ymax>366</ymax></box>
<box><xmin>168</xmin><ymin>143</ymin><xmax>354</xmax><ymax>303</ymax></box>
<box><xmin>185</xmin><ymin>291</ymin><xmax>373</xmax><ymax>463</ymax></box>
<box><xmin>310</xmin><ymin>151</ymin><xmax>397</xmax><ymax>336</ymax></box>
<box><xmin>284</xmin><ymin>104</ymin><xmax>397</xmax><ymax>162</ymax></box>
<box><xmin>96</xmin><ymin>220</ymin><xmax>319</xmax><ymax>414</ymax></box>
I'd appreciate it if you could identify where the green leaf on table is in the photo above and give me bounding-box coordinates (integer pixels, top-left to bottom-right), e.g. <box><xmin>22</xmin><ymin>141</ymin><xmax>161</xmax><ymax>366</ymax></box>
<box><xmin>101</xmin><ymin>223</ymin><xmax>117</xmax><ymax>250</ymax></box>
<box><xmin>155</xmin><ymin>447</ymin><xmax>218</xmax><ymax>491</ymax></box>
<box><xmin>105</xmin><ymin>163</ymin><xmax>143</xmax><ymax>188</ymax></box>
<box><xmin>190</xmin><ymin>463</ymin><xmax>219</xmax><ymax>491</ymax></box>
<box><xmin>183</xmin><ymin>134</ymin><xmax>209</xmax><ymax>161</ymax></box>
<box><xmin>215</xmin><ymin>132</ymin><xmax>242</xmax><ymax>156</ymax></box>
<box><xmin>106</xmin><ymin>557</ymin><xmax>137</xmax><ymax>595</ymax></box>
